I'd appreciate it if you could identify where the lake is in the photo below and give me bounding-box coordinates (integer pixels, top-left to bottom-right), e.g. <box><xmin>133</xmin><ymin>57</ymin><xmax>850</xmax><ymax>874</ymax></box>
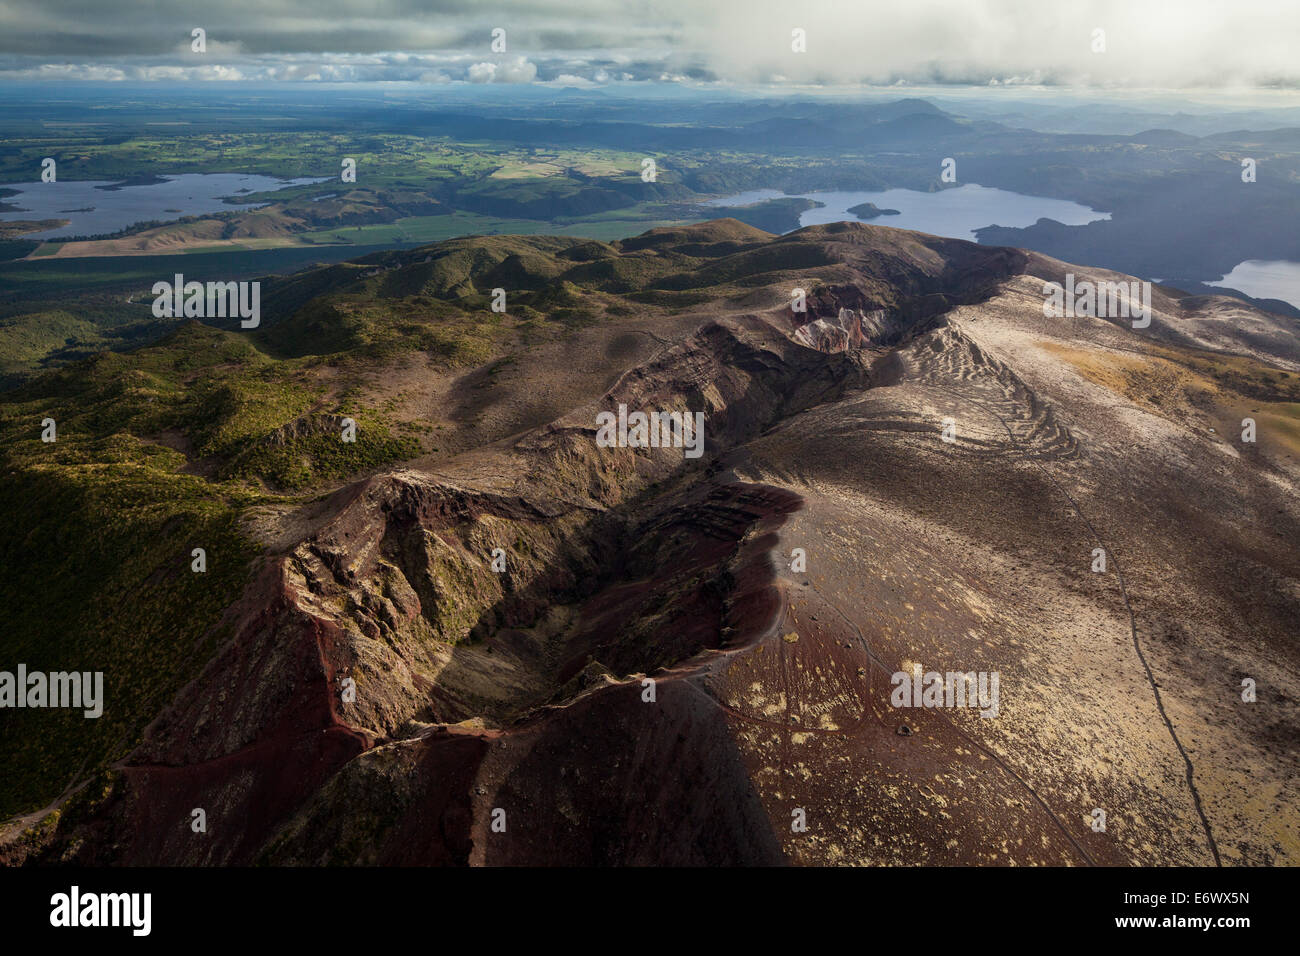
<box><xmin>1206</xmin><ymin>260</ymin><xmax>1300</xmax><ymax>310</ymax></box>
<box><xmin>703</xmin><ymin>184</ymin><xmax>1110</xmax><ymax>240</ymax></box>
<box><xmin>0</xmin><ymin>173</ymin><xmax>326</xmax><ymax>239</ymax></box>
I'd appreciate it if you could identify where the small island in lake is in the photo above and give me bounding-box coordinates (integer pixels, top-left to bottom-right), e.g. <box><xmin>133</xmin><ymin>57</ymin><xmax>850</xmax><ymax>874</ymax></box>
<box><xmin>847</xmin><ymin>201</ymin><xmax>901</xmax><ymax>220</ymax></box>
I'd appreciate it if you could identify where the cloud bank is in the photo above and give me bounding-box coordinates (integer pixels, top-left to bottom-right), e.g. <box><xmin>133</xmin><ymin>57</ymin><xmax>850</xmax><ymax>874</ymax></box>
<box><xmin>0</xmin><ymin>0</ymin><xmax>1296</xmax><ymax>88</ymax></box>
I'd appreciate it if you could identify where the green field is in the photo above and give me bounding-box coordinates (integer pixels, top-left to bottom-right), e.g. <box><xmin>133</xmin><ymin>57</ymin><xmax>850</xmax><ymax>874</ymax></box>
<box><xmin>299</xmin><ymin>211</ymin><xmax>691</xmax><ymax>245</ymax></box>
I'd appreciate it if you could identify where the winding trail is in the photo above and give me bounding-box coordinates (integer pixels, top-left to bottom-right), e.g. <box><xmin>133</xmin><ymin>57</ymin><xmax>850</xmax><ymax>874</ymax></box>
<box><xmin>930</xmin><ymin>375</ymin><xmax>1222</xmax><ymax>867</ymax></box>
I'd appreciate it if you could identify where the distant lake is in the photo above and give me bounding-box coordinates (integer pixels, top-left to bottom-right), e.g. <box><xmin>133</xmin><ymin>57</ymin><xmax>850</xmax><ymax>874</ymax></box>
<box><xmin>703</xmin><ymin>184</ymin><xmax>1110</xmax><ymax>240</ymax></box>
<box><xmin>1206</xmin><ymin>260</ymin><xmax>1300</xmax><ymax>310</ymax></box>
<box><xmin>0</xmin><ymin>173</ymin><xmax>326</xmax><ymax>239</ymax></box>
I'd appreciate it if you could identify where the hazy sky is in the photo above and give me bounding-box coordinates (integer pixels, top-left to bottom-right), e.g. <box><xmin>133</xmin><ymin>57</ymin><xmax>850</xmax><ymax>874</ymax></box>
<box><xmin>0</xmin><ymin>0</ymin><xmax>1296</xmax><ymax>88</ymax></box>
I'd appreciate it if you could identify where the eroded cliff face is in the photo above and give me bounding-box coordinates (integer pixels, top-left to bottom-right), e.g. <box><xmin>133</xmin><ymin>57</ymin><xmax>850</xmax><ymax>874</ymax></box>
<box><xmin>32</xmin><ymin>314</ymin><xmax>868</xmax><ymax>865</ymax></box>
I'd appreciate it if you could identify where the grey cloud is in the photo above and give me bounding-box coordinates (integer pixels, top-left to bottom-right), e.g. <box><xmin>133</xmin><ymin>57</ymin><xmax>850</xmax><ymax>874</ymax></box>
<box><xmin>0</xmin><ymin>0</ymin><xmax>1296</xmax><ymax>87</ymax></box>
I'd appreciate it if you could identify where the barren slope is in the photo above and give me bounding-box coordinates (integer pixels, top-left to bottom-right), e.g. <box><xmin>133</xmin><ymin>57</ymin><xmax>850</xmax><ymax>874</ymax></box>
<box><xmin>5</xmin><ymin>220</ymin><xmax>1296</xmax><ymax>866</ymax></box>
